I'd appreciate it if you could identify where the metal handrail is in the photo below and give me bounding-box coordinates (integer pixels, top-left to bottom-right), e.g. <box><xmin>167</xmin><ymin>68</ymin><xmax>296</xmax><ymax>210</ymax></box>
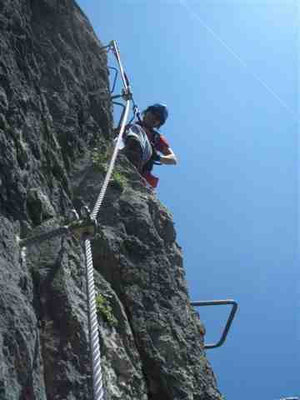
<box><xmin>110</xmin><ymin>40</ymin><xmax>130</xmax><ymax>93</ymax></box>
<box><xmin>191</xmin><ymin>299</ymin><xmax>238</xmax><ymax>349</ymax></box>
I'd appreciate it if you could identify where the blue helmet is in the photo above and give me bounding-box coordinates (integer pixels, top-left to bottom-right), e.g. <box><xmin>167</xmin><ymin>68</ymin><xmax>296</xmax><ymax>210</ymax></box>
<box><xmin>146</xmin><ymin>103</ymin><xmax>169</xmax><ymax>126</ymax></box>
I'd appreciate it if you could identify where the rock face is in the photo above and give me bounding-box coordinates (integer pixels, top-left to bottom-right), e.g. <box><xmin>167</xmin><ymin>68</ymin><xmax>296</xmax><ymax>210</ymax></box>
<box><xmin>0</xmin><ymin>1</ymin><xmax>222</xmax><ymax>399</ymax></box>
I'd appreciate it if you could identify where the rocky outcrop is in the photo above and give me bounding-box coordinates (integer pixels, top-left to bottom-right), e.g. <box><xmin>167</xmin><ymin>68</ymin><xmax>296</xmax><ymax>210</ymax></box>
<box><xmin>0</xmin><ymin>0</ymin><xmax>222</xmax><ymax>399</ymax></box>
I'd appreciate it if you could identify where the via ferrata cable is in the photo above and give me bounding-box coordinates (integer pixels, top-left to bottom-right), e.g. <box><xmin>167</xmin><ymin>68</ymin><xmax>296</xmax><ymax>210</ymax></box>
<box><xmin>84</xmin><ymin>40</ymin><xmax>131</xmax><ymax>400</ymax></box>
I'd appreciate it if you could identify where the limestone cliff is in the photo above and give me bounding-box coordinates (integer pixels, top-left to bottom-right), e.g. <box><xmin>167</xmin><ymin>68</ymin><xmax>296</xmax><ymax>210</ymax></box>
<box><xmin>0</xmin><ymin>1</ymin><xmax>222</xmax><ymax>399</ymax></box>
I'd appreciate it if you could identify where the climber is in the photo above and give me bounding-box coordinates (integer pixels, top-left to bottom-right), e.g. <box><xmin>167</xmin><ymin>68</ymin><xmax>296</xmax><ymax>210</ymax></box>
<box><xmin>123</xmin><ymin>103</ymin><xmax>177</xmax><ymax>188</ymax></box>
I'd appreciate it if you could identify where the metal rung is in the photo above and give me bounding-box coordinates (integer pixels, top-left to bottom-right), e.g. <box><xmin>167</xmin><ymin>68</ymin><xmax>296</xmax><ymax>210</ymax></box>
<box><xmin>191</xmin><ymin>299</ymin><xmax>238</xmax><ymax>349</ymax></box>
<box><xmin>279</xmin><ymin>398</ymin><xmax>300</xmax><ymax>400</ymax></box>
<box><xmin>108</xmin><ymin>66</ymin><xmax>118</xmax><ymax>94</ymax></box>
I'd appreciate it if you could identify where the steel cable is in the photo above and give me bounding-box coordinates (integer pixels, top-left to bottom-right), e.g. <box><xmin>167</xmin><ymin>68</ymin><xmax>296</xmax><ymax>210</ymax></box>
<box><xmin>84</xmin><ymin>40</ymin><xmax>131</xmax><ymax>400</ymax></box>
<box><xmin>85</xmin><ymin>239</ymin><xmax>105</xmax><ymax>400</ymax></box>
<box><xmin>90</xmin><ymin>99</ymin><xmax>130</xmax><ymax>220</ymax></box>
<box><xmin>85</xmin><ymin>99</ymin><xmax>130</xmax><ymax>400</ymax></box>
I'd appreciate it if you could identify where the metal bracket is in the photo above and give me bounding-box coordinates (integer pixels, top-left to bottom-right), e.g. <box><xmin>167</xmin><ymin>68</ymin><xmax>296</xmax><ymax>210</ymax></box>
<box><xmin>111</xmin><ymin>90</ymin><xmax>132</xmax><ymax>102</ymax></box>
<box><xmin>121</xmin><ymin>88</ymin><xmax>132</xmax><ymax>101</ymax></box>
<box><xmin>99</xmin><ymin>42</ymin><xmax>114</xmax><ymax>53</ymax></box>
<box><xmin>67</xmin><ymin>216</ymin><xmax>97</xmax><ymax>241</ymax></box>
<box><xmin>191</xmin><ymin>299</ymin><xmax>238</xmax><ymax>349</ymax></box>
<box><xmin>18</xmin><ymin>207</ymin><xmax>98</xmax><ymax>248</ymax></box>
<box><xmin>112</xmin><ymin>100</ymin><xmax>126</xmax><ymax>111</ymax></box>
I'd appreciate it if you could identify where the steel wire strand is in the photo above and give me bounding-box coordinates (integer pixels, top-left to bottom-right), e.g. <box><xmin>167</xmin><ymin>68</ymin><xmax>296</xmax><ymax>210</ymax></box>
<box><xmin>85</xmin><ymin>239</ymin><xmax>105</xmax><ymax>400</ymax></box>
<box><xmin>85</xmin><ymin>40</ymin><xmax>131</xmax><ymax>400</ymax></box>
<box><xmin>85</xmin><ymin>100</ymin><xmax>130</xmax><ymax>400</ymax></box>
<box><xmin>90</xmin><ymin>99</ymin><xmax>131</xmax><ymax>220</ymax></box>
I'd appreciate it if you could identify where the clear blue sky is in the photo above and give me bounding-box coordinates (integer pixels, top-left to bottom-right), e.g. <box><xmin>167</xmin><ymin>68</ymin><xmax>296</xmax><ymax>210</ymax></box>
<box><xmin>76</xmin><ymin>1</ymin><xmax>299</xmax><ymax>399</ymax></box>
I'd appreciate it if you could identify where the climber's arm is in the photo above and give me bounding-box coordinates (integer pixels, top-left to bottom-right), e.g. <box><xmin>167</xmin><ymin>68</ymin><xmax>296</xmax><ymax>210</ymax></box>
<box><xmin>160</xmin><ymin>147</ymin><xmax>177</xmax><ymax>165</ymax></box>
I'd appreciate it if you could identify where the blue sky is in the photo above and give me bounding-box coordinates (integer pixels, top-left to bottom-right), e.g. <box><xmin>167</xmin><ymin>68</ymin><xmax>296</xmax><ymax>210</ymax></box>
<box><xmin>76</xmin><ymin>1</ymin><xmax>299</xmax><ymax>399</ymax></box>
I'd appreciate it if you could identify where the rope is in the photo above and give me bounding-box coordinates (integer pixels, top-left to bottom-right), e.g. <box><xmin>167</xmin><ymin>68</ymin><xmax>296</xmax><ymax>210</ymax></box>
<box><xmin>84</xmin><ymin>40</ymin><xmax>132</xmax><ymax>400</ymax></box>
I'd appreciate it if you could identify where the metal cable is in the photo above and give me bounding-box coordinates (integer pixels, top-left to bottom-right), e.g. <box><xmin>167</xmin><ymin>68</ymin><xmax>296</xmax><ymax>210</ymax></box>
<box><xmin>85</xmin><ymin>40</ymin><xmax>131</xmax><ymax>400</ymax></box>
<box><xmin>85</xmin><ymin>239</ymin><xmax>105</xmax><ymax>400</ymax></box>
<box><xmin>90</xmin><ymin>99</ymin><xmax>130</xmax><ymax>220</ymax></box>
<box><xmin>85</xmin><ymin>99</ymin><xmax>130</xmax><ymax>400</ymax></box>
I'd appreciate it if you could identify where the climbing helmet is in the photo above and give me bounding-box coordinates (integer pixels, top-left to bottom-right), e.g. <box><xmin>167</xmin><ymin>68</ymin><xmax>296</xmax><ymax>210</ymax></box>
<box><xmin>146</xmin><ymin>103</ymin><xmax>169</xmax><ymax>126</ymax></box>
